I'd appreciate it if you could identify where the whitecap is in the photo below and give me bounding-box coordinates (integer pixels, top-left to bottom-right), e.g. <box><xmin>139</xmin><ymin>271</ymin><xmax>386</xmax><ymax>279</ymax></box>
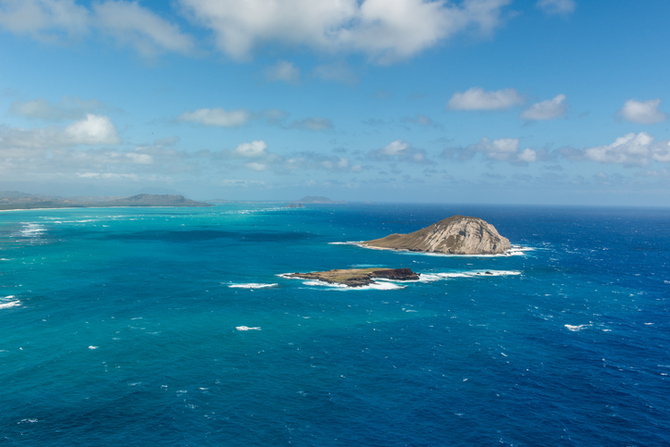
<box><xmin>565</xmin><ymin>324</ymin><xmax>590</xmax><ymax>332</ymax></box>
<box><xmin>236</xmin><ymin>326</ymin><xmax>261</xmax><ymax>331</ymax></box>
<box><xmin>419</xmin><ymin>270</ymin><xmax>521</xmax><ymax>282</ymax></box>
<box><xmin>342</xmin><ymin>241</ymin><xmax>534</xmax><ymax>257</ymax></box>
<box><xmin>228</xmin><ymin>283</ymin><xmax>278</xmax><ymax>289</ymax></box>
<box><xmin>18</xmin><ymin>223</ymin><xmax>46</xmax><ymax>238</ymax></box>
<box><xmin>0</xmin><ymin>296</ymin><xmax>20</xmax><ymax>309</ymax></box>
<box><xmin>301</xmin><ymin>279</ymin><xmax>405</xmax><ymax>291</ymax></box>
<box><xmin>88</xmin><ymin>346</ymin><xmax>99</xmax><ymax>350</ymax></box>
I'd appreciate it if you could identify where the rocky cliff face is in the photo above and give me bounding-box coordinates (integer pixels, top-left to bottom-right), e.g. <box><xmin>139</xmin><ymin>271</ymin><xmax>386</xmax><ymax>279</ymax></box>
<box><xmin>362</xmin><ymin>215</ymin><xmax>510</xmax><ymax>255</ymax></box>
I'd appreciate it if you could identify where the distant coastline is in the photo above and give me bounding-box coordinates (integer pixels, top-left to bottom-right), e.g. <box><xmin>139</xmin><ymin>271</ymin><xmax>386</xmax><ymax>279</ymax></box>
<box><xmin>0</xmin><ymin>193</ymin><xmax>212</xmax><ymax>211</ymax></box>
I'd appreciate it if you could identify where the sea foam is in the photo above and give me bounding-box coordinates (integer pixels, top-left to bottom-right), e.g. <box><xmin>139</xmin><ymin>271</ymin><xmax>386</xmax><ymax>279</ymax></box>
<box><xmin>228</xmin><ymin>283</ymin><xmax>278</xmax><ymax>289</ymax></box>
<box><xmin>0</xmin><ymin>296</ymin><xmax>20</xmax><ymax>309</ymax></box>
<box><xmin>419</xmin><ymin>270</ymin><xmax>521</xmax><ymax>282</ymax></box>
<box><xmin>332</xmin><ymin>241</ymin><xmax>534</xmax><ymax>257</ymax></box>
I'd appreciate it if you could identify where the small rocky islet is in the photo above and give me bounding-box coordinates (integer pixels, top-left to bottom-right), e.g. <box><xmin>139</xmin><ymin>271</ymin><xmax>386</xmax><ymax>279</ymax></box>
<box><xmin>285</xmin><ymin>268</ymin><xmax>419</xmax><ymax>287</ymax></box>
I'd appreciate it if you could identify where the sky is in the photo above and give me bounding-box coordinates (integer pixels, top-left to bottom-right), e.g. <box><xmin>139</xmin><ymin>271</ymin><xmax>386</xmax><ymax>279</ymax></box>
<box><xmin>1</xmin><ymin>0</ymin><xmax>670</xmax><ymax>205</ymax></box>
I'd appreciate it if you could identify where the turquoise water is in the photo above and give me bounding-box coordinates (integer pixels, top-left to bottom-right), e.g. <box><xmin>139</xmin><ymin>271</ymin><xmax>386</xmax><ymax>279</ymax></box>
<box><xmin>1</xmin><ymin>203</ymin><xmax>669</xmax><ymax>446</ymax></box>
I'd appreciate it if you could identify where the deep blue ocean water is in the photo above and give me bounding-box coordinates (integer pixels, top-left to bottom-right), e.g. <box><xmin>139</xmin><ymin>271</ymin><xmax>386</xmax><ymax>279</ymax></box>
<box><xmin>1</xmin><ymin>203</ymin><xmax>669</xmax><ymax>446</ymax></box>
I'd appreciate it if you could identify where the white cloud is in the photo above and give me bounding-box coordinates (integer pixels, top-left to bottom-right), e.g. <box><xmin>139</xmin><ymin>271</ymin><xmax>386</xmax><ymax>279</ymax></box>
<box><xmin>0</xmin><ymin>0</ymin><xmax>89</xmax><ymax>42</ymax></box>
<box><xmin>371</xmin><ymin>139</ymin><xmax>431</xmax><ymax>163</ymax></box>
<box><xmin>442</xmin><ymin>136</ymin><xmax>538</xmax><ymax>163</ymax></box>
<box><xmin>179</xmin><ymin>0</ymin><xmax>511</xmax><ymax>63</ymax></box>
<box><xmin>9</xmin><ymin>96</ymin><xmax>110</xmax><ymax>121</ymax></box>
<box><xmin>265</xmin><ymin>60</ymin><xmax>301</xmax><ymax>84</ymax></box>
<box><xmin>536</xmin><ymin>0</ymin><xmax>576</xmax><ymax>15</ymax></box>
<box><xmin>178</xmin><ymin>108</ymin><xmax>251</xmax><ymax>127</ymax></box>
<box><xmin>380</xmin><ymin>140</ymin><xmax>411</xmax><ymax>156</ymax></box>
<box><xmin>518</xmin><ymin>148</ymin><xmax>537</xmax><ymax>163</ymax></box>
<box><xmin>619</xmin><ymin>99</ymin><xmax>667</xmax><ymax>125</ymax></box>
<box><xmin>231</xmin><ymin>140</ymin><xmax>268</xmax><ymax>158</ymax></box>
<box><xmin>448</xmin><ymin>87</ymin><xmax>523</xmax><ymax>111</ymax></box>
<box><xmin>561</xmin><ymin>132</ymin><xmax>670</xmax><ymax>166</ymax></box>
<box><xmin>0</xmin><ymin>114</ymin><xmax>119</xmax><ymax>151</ymax></box>
<box><xmin>520</xmin><ymin>94</ymin><xmax>567</xmax><ymax>120</ymax></box>
<box><xmin>245</xmin><ymin>162</ymin><xmax>268</xmax><ymax>171</ymax></box>
<box><xmin>93</xmin><ymin>1</ymin><xmax>194</xmax><ymax>57</ymax></box>
<box><xmin>63</xmin><ymin>114</ymin><xmax>120</xmax><ymax>145</ymax></box>
<box><xmin>0</xmin><ymin>0</ymin><xmax>193</xmax><ymax>56</ymax></box>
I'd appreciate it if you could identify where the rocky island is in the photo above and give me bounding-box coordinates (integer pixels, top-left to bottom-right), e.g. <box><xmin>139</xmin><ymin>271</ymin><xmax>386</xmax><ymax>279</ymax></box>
<box><xmin>362</xmin><ymin>215</ymin><xmax>510</xmax><ymax>255</ymax></box>
<box><xmin>285</xmin><ymin>268</ymin><xmax>419</xmax><ymax>287</ymax></box>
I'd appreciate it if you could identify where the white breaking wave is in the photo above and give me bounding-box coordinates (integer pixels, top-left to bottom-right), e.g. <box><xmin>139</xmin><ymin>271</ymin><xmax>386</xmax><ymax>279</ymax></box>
<box><xmin>236</xmin><ymin>326</ymin><xmax>261</xmax><ymax>331</ymax></box>
<box><xmin>565</xmin><ymin>324</ymin><xmax>590</xmax><ymax>332</ymax></box>
<box><xmin>228</xmin><ymin>283</ymin><xmax>278</xmax><ymax>289</ymax></box>
<box><xmin>301</xmin><ymin>278</ymin><xmax>405</xmax><ymax>291</ymax></box>
<box><xmin>0</xmin><ymin>296</ymin><xmax>20</xmax><ymax>309</ymax></box>
<box><xmin>19</xmin><ymin>223</ymin><xmax>46</xmax><ymax>238</ymax></box>
<box><xmin>418</xmin><ymin>270</ymin><xmax>521</xmax><ymax>282</ymax></box>
<box><xmin>331</xmin><ymin>241</ymin><xmax>534</xmax><ymax>257</ymax></box>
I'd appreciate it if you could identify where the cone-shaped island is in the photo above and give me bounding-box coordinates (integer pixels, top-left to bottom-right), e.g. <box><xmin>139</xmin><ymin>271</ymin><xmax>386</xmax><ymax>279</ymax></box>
<box><xmin>362</xmin><ymin>215</ymin><xmax>510</xmax><ymax>255</ymax></box>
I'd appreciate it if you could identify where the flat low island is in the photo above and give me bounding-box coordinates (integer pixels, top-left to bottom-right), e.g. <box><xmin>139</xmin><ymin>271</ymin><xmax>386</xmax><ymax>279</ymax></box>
<box><xmin>285</xmin><ymin>268</ymin><xmax>419</xmax><ymax>287</ymax></box>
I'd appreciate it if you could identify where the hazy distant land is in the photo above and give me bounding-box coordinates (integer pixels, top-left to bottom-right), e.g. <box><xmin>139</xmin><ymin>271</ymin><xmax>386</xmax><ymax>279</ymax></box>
<box><xmin>0</xmin><ymin>192</ymin><xmax>212</xmax><ymax>211</ymax></box>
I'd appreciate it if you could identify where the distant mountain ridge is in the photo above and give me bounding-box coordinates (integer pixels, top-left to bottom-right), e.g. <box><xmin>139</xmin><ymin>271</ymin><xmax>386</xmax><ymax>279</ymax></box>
<box><xmin>0</xmin><ymin>192</ymin><xmax>212</xmax><ymax>210</ymax></box>
<box><xmin>297</xmin><ymin>196</ymin><xmax>345</xmax><ymax>204</ymax></box>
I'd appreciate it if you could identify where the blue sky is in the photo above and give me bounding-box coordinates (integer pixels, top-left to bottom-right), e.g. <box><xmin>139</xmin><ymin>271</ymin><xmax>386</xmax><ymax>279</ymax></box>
<box><xmin>1</xmin><ymin>0</ymin><xmax>670</xmax><ymax>205</ymax></box>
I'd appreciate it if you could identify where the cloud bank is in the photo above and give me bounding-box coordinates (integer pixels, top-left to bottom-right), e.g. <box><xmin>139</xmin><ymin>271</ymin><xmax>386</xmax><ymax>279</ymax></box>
<box><xmin>180</xmin><ymin>0</ymin><xmax>512</xmax><ymax>63</ymax></box>
<box><xmin>448</xmin><ymin>87</ymin><xmax>523</xmax><ymax>111</ymax></box>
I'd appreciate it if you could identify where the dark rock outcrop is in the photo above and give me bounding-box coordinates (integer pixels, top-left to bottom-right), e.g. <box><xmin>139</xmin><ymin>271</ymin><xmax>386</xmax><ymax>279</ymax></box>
<box><xmin>285</xmin><ymin>267</ymin><xmax>419</xmax><ymax>287</ymax></box>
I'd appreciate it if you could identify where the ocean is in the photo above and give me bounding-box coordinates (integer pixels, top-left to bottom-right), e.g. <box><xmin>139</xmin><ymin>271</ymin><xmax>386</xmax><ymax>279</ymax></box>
<box><xmin>1</xmin><ymin>203</ymin><xmax>669</xmax><ymax>446</ymax></box>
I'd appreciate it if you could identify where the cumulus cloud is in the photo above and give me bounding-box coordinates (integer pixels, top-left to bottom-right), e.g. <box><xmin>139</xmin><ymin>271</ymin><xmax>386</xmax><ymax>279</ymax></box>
<box><xmin>448</xmin><ymin>87</ymin><xmax>523</xmax><ymax>111</ymax></box>
<box><xmin>178</xmin><ymin>108</ymin><xmax>251</xmax><ymax>127</ymax></box>
<box><xmin>619</xmin><ymin>99</ymin><xmax>667</xmax><ymax>125</ymax></box>
<box><xmin>179</xmin><ymin>0</ymin><xmax>512</xmax><ymax>63</ymax></box>
<box><xmin>442</xmin><ymin>136</ymin><xmax>538</xmax><ymax>163</ymax></box>
<box><xmin>9</xmin><ymin>96</ymin><xmax>111</xmax><ymax>121</ymax></box>
<box><xmin>520</xmin><ymin>94</ymin><xmax>567</xmax><ymax>121</ymax></box>
<box><xmin>370</xmin><ymin>139</ymin><xmax>431</xmax><ymax>163</ymax></box>
<box><xmin>230</xmin><ymin>140</ymin><xmax>268</xmax><ymax>158</ymax></box>
<box><xmin>62</xmin><ymin>114</ymin><xmax>120</xmax><ymax>145</ymax></box>
<box><xmin>0</xmin><ymin>0</ymin><xmax>193</xmax><ymax>56</ymax></box>
<box><xmin>536</xmin><ymin>0</ymin><xmax>576</xmax><ymax>15</ymax></box>
<box><xmin>560</xmin><ymin>132</ymin><xmax>670</xmax><ymax>166</ymax></box>
<box><xmin>0</xmin><ymin>114</ymin><xmax>120</xmax><ymax>151</ymax></box>
<box><xmin>265</xmin><ymin>60</ymin><xmax>301</xmax><ymax>84</ymax></box>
